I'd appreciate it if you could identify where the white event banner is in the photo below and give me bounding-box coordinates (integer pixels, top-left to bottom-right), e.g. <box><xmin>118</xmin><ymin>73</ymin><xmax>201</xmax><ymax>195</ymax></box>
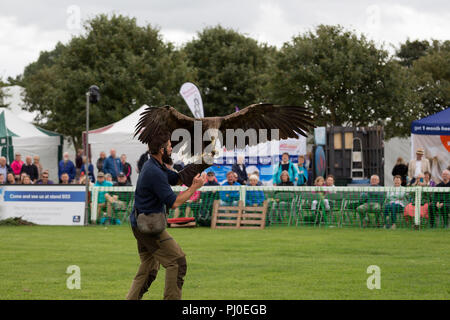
<box><xmin>179</xmin><ymin>82</ymin><xmax>204</xmax><ymax>118</ymax></box>
<box><xmin>0</xmin><ymin>185</ymin><xmax>86</xmax><ymax>226</ymax></box>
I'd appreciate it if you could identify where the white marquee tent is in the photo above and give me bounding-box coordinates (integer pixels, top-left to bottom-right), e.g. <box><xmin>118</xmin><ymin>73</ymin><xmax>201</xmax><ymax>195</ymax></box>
<box><xmin>0</xmin><ymin>108</ymin><xmax>63</xmax><ymax>180</ymax></box>
<box><xmin>85</xmin><ymin>105</ymin><xmax>149</xmax><ymax>184</ymax></box>
<box><xmin>411</xmin><ymin>107</ymin><xmax>450</xmax><ymax>183</ymax></box>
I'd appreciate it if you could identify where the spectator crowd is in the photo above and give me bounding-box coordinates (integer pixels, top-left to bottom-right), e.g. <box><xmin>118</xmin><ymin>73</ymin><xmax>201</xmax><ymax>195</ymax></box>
<box><xmin>1</xmin><ymin>148</ymin><xmax>134</xmax><ymax>187</ymax></box>
<box><xmin>195</xmin><ymin>149</ymin><xmax>449</xmax><ymax>229</ymax></box>
<box><xmin>2</xmin><ymin>145</ymin><xmax>448</xmax><ymax>228</ymax></box>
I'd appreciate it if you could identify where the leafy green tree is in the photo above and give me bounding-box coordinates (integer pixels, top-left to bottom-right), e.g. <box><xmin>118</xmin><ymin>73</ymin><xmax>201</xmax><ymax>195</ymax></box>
<box><xmin>183</xmin><ymin>25</ymin><xmax>276</xmax><ymax>116</ymax></box>
<box><xmin>410</xmin><ymin>40</ymin><xmax>450</xmax><ymax>117</ymax></box>
<box><xmin>0</xmin><ymin>78</ymin><xmax>9</xmax><ymax>108</ymax></box>
<box><xmin>269</xmin><ymin>25</ymin><xmax>419</xmax><ymax>138</ymax></box>
<box><xmin>11</xmin><ymin>14</ymin><xmax>195</xmax><ymax>149</ymax></box>
<box><xmin>396</xmin><ymin>39</ymin><xmax>430</xmax><ymax>67</ymax></box>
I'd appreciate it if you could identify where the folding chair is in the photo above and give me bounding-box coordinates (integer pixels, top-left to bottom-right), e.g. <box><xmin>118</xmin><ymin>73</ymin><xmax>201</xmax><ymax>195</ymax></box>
<box><xmin>271</xmin><ymin>192</ymin><xmax>296</xmax><ymax>225</ymax></box>
<box><xmin>288</xmin><ymin>194</ymin><xmax>303</xmax><ymax>226</ymax></box>
<box><xmin>296</xmin><ymin>192</ymin><xmax>317</xmax><ymax>226</ymax></box>
<box><xmin>326</xmin><ymin>192</ymin><xmax>345</xmax><ymax>226</ymax></box>
<box><xmin>339</xmin><ymin>192</ymin><xmax>360</xmax><ymax>227</ymax></box>
<box><xmin>111</xmin><ymin>192</ymin><xmax>135</xmax><ymax>224</ymax></box>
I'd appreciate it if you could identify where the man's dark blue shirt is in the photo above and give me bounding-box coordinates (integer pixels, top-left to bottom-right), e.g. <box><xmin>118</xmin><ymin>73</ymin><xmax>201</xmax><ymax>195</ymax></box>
<box><xmin>131</xmin><ymin>156</ymin><xmax>178</xmax><ymax>227</ymax></box>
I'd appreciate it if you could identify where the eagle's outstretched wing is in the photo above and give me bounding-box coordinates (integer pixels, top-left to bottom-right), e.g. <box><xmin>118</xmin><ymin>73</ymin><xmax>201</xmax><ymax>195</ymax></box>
<box><xmin>134</xmin><ymin>103</ymin><xmax>315</xmax><ymax>151</ymax></box>
<box><xmin>220</xmin><ymin>103</ymin><xmax>315</xmax><ymax>140</ymax></box>
<box><xmin>134</xmin><ymin>105</ymin><xmax>196</xmax><ymax>148</ymax></box>
<box><xmin>135</xmin><ymin>103</ymin><xmax>315</xmax><ymax>186</ymax></box>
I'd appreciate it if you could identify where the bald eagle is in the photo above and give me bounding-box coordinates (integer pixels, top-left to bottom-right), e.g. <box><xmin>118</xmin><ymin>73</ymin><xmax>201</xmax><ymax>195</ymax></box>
<box><xmin>134</xmin><ymin>103</ymin><xmax>315</xmax><ymax>186</ymax></box>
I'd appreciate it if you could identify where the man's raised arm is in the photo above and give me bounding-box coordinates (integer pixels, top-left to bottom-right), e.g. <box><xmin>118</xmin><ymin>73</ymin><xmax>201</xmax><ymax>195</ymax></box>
<box><xmin>172</xmin><ymin>174</ymin><xmax>204</xmax><ymax>209</ymax></box>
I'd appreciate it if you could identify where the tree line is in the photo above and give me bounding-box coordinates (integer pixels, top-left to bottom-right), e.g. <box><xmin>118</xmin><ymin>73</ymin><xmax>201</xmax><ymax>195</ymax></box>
<box><xmin>3</xmin><ymin>14</ymin><xmax>449</xmax><ymax>149</ymax></box>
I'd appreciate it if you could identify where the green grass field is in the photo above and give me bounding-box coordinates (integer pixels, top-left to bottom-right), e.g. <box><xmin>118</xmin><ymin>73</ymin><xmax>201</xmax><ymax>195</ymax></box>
<box><xmin>0</xmin><ymin>225</ymin><xmax>449</xmax><ymax>300</ymax></box>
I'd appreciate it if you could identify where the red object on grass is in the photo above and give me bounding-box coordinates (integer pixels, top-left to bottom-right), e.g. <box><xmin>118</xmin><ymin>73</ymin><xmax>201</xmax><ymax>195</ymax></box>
<box><xmin>167</xmin><ymin>217</ymin><xmax>195</xmax><ymax>224</ymax></box>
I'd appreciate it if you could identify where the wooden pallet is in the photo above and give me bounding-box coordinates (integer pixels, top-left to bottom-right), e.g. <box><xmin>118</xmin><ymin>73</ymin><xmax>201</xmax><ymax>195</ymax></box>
<box><xmin>211</xmin><ymin>200</ymin><xmax>268</xmax><ymax>229</ymax></box>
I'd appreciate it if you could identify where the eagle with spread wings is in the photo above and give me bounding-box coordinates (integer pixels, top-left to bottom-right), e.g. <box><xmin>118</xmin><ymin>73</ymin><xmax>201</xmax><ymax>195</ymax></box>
<box><xmin>134</xmin><ymin>103</ymin><xmax>315</xmax><ymax>186</ymax></box>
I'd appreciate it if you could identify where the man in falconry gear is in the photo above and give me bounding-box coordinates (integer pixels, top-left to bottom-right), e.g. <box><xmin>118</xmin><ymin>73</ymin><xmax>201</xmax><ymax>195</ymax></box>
<box><xmin>126</xmin><ymin>103</ymin><xmax>314</xmax><ymax>300</ymax></box>
<box><xmin>126</xmin><ymin>131</ymin><xmax>204</xmax><ymax>300</ymax></box>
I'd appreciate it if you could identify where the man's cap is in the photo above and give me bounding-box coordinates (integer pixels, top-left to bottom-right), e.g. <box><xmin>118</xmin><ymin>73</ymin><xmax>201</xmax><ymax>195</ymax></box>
<box><xmin>118</xmin><ymin>172</ymin><xmax>125</xmax><ymax>177</ymax></box>
<box><xmin>416</xmin><ymin>148</ymin><xmax>425</xmax><ymax>155</ymax></box>
<box><xmin>207</xmin><ymin>171</ymin><xmax>215</xmax><ymax>176</ymax></box>
<box><xmin>97</xmin><ymin>172</ymin><xmax>105</xmax><ymax>177</ymax></box>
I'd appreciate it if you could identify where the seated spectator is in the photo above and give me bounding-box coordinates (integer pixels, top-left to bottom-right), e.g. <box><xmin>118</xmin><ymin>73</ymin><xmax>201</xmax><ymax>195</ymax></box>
<box><xmin>120</xmin><ymin>154</ymin><xmax>132</xmax><ymax>184</ymax></box>
<box><xmin>36</xmin><ymin>171</ymin><xmax>54</xmax><ymax>185</ymax></box>
<box><xmin>412</xmin><ymin>173</ymin><xmax>425</xmax><ymax>187</ymax></box>
<box><xmin>96</xmin><ymin>151</ymin><xmax>107</xmax><ymax>173</ymax></box>
<box><xmin>22</xmin><ymin>174</ymin><xmax>32</xmax><ymax>185</ymax></box>
<box><xmin>94</xmin><ymin>172</ymin><xmax>112</xmax><ymax>189</ymax></box>
<box><xmin>219</xmin><ymin>171</ymin><xmax>241</xmax><ymax>206</ymax></box>
<box><xmin>79</xmin><ymin>174</ymin><xmax>94</xmax><ymax>186</ymax></box>
<box><xmin>6</xmin><ymin>172</ymin><xmax>16</xmax><ymax>185</ymax></box>
<box><xmin>247</xmin><ymin>170</ymin><xmax>263</xmax><ymax>187</ymax></box>
<box><xmin>0</xmin><ymin>156</ymin><xmax>13</xmax><ymax>179</ymax></box>
<box><xmin>33</xmin><ymin>155</ymin><xmax>44</xmax><ymax>181</ymax></box>
<box><xmin>392</xmin><ymin>157</ymin><xmax>408</xmax><ymax>186</ymax></box>
<box><xmin>430</xmin><ymin>169</ymin><xmax>450</xmax><ymax>228</ymax></box>
<box><xmin>58</xmin><ymin>152</ymin><xmax>76</xmax><ymax>183</ymax></box>
<box><xmin>277</xmin><ymin>170</ymin><xmax>294</xmax><ymax>186</ymax></box>
<box><xmin>19</xmin><ymin>172</ymin><xmax>28</xmax><ymax>184</ymax></box>
<box><xmin>295</xmin><ymin>155</ymin><xmax>308</xmax><ymax>186</ymax></box>
<box><xmin>205</xmin><ymin>171</ymin><xmax>219</xmax><ymax>186</ymax></box>
<box><xmin>197</xmin><ymin>171</ymin><xmax>220</xmax><ymax>223</ymax></box>
<box><xmin>404</xmin><ymin>173</ymin><xmax>430</xmax><ymax>225</ymax></box>
<box><xmin>383</xmin><ymin>175</ymin><xmax>408</xmax><ymax>229</ymax></box>
<box><xmin>246</xmin><ymin>175</ymin><xmax>265</xmax><ymax>206</ymax></box>
<box><xmin>232</xmin><ymin>171</ymin><xmax>238</xmax><ymax>183</ymax></box>
<box><xmin>325</xmin><ymin>174</ymin><xmax>337</xmax><ymax>195</ymax></box>
<box><xmin>424</xmin><ymin>171</ymin><xmax>436</xmax><ymax>187</ymax></box>
<box><xmin>101</xmin><ymin>173</ymin><xmax>133</xmax><ymax>218</ymax></box>
<box><xmin>105</xmin><ymin>173</ymin><xmax>113</xmax><ymax>183</ymax></box>
<box><xmin>11</xmin><ymin>152</ymin><xmax>24</xmax><ymax>179</ymax></box>
<box><xmin>326</xmin><ymin>174</ymin><xmax>335</xmax><ymax>187</ymax></box>
<box><xmin>0</xmin><ymin>173</ymin><xmax>4</xmax><ymax>184</ymax></box>
<box><xmin>232</xmin><ymin>155</ymin><xmax>248</xmax><ymax>185</ymax></box>
<box><xmin>20</xmin><ymin>155</ymin><xmax>39</xmax><ymax>183</ymax></box>
<box><xmin>272</xmin><ymin>152</ymin><xmax>298</xmax><ymax>185</ymax></box>
<box><xmin>114</xmin><ymin>172</ymin><xmax>132</xmax><ymax>186</ymax></box>
<box><xmin>356</xmin><ymin>175</ymin><xmax>384</xmax><ymax>228</ymax></box>
<box><xmin>80</xmin><ymin>156</ymin><xmax>95</xmax><ymax>183</ymax></box>
<box><xmin>94</xmin><ymin>171</ymin><xmax>115</xmax><ymax>224</ymax></box>
<box><xmin>60</xmin><ymin>173</ymin><xmax>72</xmax><ymax>185</ymax></box>
<box><xmin>311</xmin><ymin>176</ymin><xmax>330</xmax><ymax>211</ymax></box>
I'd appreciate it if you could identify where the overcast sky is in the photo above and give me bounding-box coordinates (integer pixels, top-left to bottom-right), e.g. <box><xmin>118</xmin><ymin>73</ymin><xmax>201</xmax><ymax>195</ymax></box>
<box><xmin>1</xmin><ymin>0</ymin><xmax>449</xmax><ymax>80</ymax></box>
